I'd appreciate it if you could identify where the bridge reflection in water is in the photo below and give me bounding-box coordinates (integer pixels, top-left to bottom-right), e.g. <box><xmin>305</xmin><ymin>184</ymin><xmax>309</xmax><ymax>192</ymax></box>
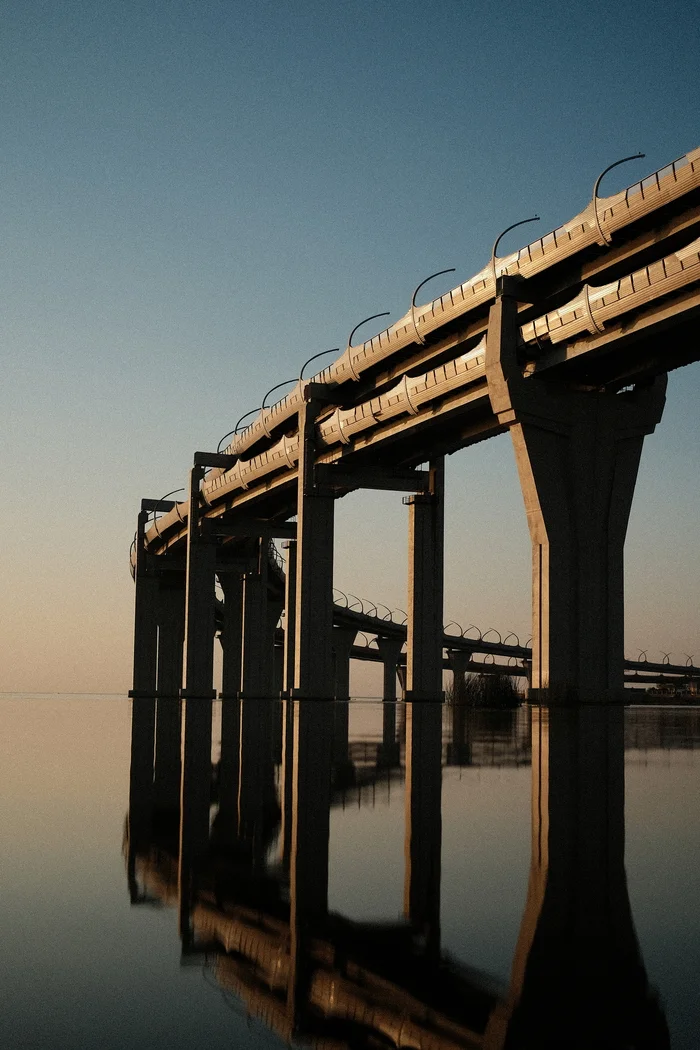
<box><xmin>125</xmin><ymin>698</ymin><xmax>670</xmax><ymax>1049</ymax></box>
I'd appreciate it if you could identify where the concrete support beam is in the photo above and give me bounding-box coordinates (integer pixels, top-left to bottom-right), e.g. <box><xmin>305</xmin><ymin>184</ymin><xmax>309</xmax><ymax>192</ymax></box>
<box><xmin>315</xmin><ymin>463</ymin><xmax>431</xmax><ymax>493</ymax></box>
<box><xmin>403</xmin><ymin>702</ymin><xmax>443</xmax><ymax>958</ymax></box>
<box><xmin>219</xmin><ymin>571</ymin><xmax>243</xmax><ymax>698</ymax></box>
<box><xmin>293</xmin><ymin>400</ymin><xmax>335</xmax><ymax>698</ymax></box>
<box><xmin>404</xmin><ymin>459</ymin><xmax>445</xmax><ymax>701</ymax></box>
<box><xmin>182</xmin><ymin>465</ymin><xmax>217</xmax><ymax>699</ymax></box>
<box><xmin>486</xmin><ymin>280</ymin><xmax>667</xmax><ymax>703</ymax></box>
<box><xmin>130</xmin><ymin>510</ymin><xmax>159</xmax><ymax>697</ymax></box>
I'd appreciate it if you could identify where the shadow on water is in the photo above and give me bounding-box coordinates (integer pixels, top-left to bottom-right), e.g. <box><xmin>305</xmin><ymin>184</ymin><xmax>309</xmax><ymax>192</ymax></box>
<box><xmin>125</xmin><ymin>697</ymin><xmax>673</xmax><ymax>1049</ymax></box>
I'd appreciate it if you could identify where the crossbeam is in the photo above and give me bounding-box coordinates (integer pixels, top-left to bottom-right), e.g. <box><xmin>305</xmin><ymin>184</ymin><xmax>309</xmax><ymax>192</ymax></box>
<box><xmin>315</xmin><ymin>464</ymin><xmax>430</xmax><ymax>492</ymax></box>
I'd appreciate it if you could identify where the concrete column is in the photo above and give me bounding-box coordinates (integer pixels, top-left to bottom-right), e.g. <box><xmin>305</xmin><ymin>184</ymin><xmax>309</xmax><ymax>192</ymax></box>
<box><xmin>282</xmin><ymin>540</ymin><xmax>297</xmax><ymax>696</ymax></box>
<box><xmin>447</xmin><ymin>648</ymin><xmax>472</xmax><ymax>703</ymax></box>
<box><xmin>289</xmin><ymin>700</ymin><xmax>334</xmax><ymax>914</ymax></box>
<box><xmin>273</xmin><ymin>644</ymin><xmax>285</xmax><ymax>699</ymax></box>
<box><xmin>403</xmin><ymin>702</ymin><xmax>443</xmax><ymax>958</ymax></box>
<box><xmin>486</xmin><ymin>280</ymin><xmax>666</xmax><ymax>703</ymax></box>
<box><xmin>127</xmin><ymin>695</ymin><xmax>156</xmax><ymax>875</ymax></box>
<box><xmin>332</xmin><ymin>701</ymin><xmax>351</xmax><ymax>775</ymax></box>
<box><xmin>131</xmin><ymin>510</ymin><xmax>159</xmax><ymax>697</ymax></box>
<box><xmin>332</xmin><ymin>626</ymin><xmax>356</xmax><ymax>700</ymax></box>
<box><xmin>154</xmin><ymin>696</ymin><xmax>181</xmax><ymax>811</ymax></box>
<box><xmin>404</xmin><ymin>458</ymin><xmax>445</xmax><ymax>701</ymax></box>
<box><xmin>178</xmin><ymin>697</ymin><xmax>213</xmax><ymax>939</ymax></box>
<box><xmin>219</xmin><ymin>569</ymin><xmax>243</xmax><ymax>698</ymax></box>
<box><xmin>483</xmin><ymin>705</ymin><xmax>669</xmax><ymax>1048</ymax></box>
<box><xmin>240</xmin><ymin>541</ymin><xmax>280</xmax><ymax>698</ymax></box>
<box><xmin>287</xmin><ymin>701</ymin><xmax>334</xmax><ymax>1013</ymax></box>
<box><xmin>377</xmin><ymin>637</ymin><xmax>403</xmax><ymax>700</ymax></box>
<box><xmin>378</xmin><ymin>699</ymin><xmax>399</xmax><ymax>768</ymax></box>
<box><xmin>183</xmin><ymin>465</ymin><xmax>217</xmax><ymax>699</ymax></box>
<box><xmin>293</xmin><ymin>399</ymin><xmax>335</xmax><ymax>698</ymax></box>
<box><xmin>211</xmin><ymin>696</ymin><xmax>241</xmax><ymax>847</ymax></box>
<box><xmin>156</xmin><ymin>577</ymin><xmax>185</xmax><ymax>697</ymax></box>
<box><xmin>237</xmin><ymin>699</ymin><xmax>277</xmax><ymax>863</ymax></box>
<box><xmin>447</xmin><ymin>697</ymin><xmax>472</xmax><ymax>767</ymax></box>
<box><xmin>151</xmin><ymin>580</ymin><xmax>184</xmax><ymax>809</ymax></box>
<box><xmin>279</xmin><ymin>698</ymin><xmax>295</xmax><ymax>868</ymax></box>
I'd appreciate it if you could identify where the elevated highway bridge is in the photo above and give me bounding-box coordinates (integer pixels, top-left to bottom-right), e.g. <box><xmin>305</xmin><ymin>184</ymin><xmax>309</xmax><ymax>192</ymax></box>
<box><xmin>130</xmin><ymin>144</ymin><xmax>700</xmax><ymax>703</ymax></box>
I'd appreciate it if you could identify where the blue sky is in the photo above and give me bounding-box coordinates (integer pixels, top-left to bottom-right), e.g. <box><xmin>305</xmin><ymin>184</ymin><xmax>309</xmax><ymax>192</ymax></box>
<box><xmin>1</xmin><ymin>0</ymin><xmax>698</xmax><ymax>691</ymax></box>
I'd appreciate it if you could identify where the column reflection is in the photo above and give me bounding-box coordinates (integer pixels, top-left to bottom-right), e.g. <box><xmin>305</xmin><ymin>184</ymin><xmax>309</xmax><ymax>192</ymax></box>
<box><xmin>485</xmin><ymin>705</ymin><xmax>669</xmax><ymax>1049</ymax></box>
<box><xmin>125</xmin><ymin>698</ymin><xmax>669</xmax><ymax>1049</ymax></box>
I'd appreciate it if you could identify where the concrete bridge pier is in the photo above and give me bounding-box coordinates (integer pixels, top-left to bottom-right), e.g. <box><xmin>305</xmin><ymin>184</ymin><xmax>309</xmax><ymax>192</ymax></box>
<box><xmin>126</xmin><ymin>694</ymin><xmax>156</xmax><ymax>901</ymax></box>
<box><xmin>182</xmin><ymin>464</ymin><xmax>217</xmax><ymax>700</ymax></box>
<box><xmin>237</xmin><ymin>699</ymin><xmax>277</xmax><ymax>861</ymax></box>
<box><xmin>177</xmin><ymin>696</ymin><xmax>213</xmax><ymax>940</ymax></box>
<box><xmin>153</xmin><ymin>578</ymin><xmax>185</xmax><ymax>809</ymax></box>
<box><xmin>282</xmin><ymin>540</ymin><xmax>297</xmax><ymax>696</ymax></box>
<box><xmin>377</xmin><ymin>637</ymin><xmax>403</xmax><ymax>700</ymax></box>
<box><xmin>131</xmin><ymin>509</ymin><xmax>159</xmax><ymax>697</ymax></box>
<box><xmin>156</xmin><ymin>576</ymin><xmax>185</xmax><ymax>697</ymax></box>
<box><xmin>404</xmin><ymin>702</ymin><xmax>443</xmax><ymax>958</ymax></box>
<box><xmin>378</xmin><ymin>700</ymin><xmax>399</xmax><ymax>768</ymax></box>
<box><xmin>483</xmin><ymin>705</ymin><xmax>669</xmax><ymax>1047</ymax></box>
<box><xmin>178</xmin><ymin>464</ymin><xmax>217</xmax><ymax>939</ymax></box>
<box><xmin>154</xmin><ymin>695</ymin><xmax>182</xmax><ymax>811</ymax></box>
<box><xmin>293</xmin><ymin>397</ymin><xmax>335</xmax><ymax>698</ymax></box>
<box><xmin>332</xmin><ymin>627</ymin><xmax>357</xmax><ymax>700</ymax></box>
<box><xmin>211</xmin><ymin>697</ymin><xmax>241</xmax><ymax>847</ymax></box>
<box><xmin>403</xmin><ymin>458</ymin><xmax>445</xmax><ymax>701</ymax></box>
<box><xmin>218</xmin><ymin>569</ymin><xmax>243</xmax><ymax>698</ymax></box>
<box><xmin>486</xmin><ymin>279</ymin><xmax>667</xmax><ymax>702</ymax></box>
<box><xmin>447</xmin><ymin>648</ymin><xmax>472</xmax><ymax>703</ymax></box>
<box><xmin>287</xmin><ymin>700</ymin><xmax>334</xmax><ymax>1013</ymax></box>
<box><xmin>278</xmin><ymin>699</ymin><xmax>295</xmax><ymax>868</ymax></box>
<box><xmin>240</xmin><ymin>542</ymin><xmax>281</xmax><ymax>698</ymax></box>
<box><xmin>447</xmin><ymin>698</ymin><xmax>473</xmax><ymax>766</ymax></box>
<box><xmin>273</xmin><ymin>643</ymin><xmax>285</xmax><ymax>698</ymax></box>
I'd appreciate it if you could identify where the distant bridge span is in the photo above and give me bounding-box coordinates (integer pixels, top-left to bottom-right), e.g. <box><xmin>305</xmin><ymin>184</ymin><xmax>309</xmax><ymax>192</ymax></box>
<box><xmin>130</xmin><ymin>145</ymin><xmax>700</xmax><ymax>702</ymax></box>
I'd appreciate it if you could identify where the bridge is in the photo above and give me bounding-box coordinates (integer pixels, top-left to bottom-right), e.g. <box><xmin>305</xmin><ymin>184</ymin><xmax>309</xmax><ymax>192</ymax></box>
<box><xmin>130</xmin><ymin>144</ymin><xmax>700</xmax><ymax>703</ymax></box>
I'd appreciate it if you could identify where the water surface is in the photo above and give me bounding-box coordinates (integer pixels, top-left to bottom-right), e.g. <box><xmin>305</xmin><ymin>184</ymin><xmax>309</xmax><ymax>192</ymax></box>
<box><xmin>1</xmin><ymin>696</ymin><xmax>698</xmax><ymax>1048</ymax></box>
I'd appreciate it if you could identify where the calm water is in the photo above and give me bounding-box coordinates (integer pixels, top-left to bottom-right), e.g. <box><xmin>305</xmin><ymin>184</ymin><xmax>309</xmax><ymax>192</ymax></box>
<box><xmin>1</xmin><ymin>696</ymin><xmax>699</xmax><ymax>1049</ymax></box>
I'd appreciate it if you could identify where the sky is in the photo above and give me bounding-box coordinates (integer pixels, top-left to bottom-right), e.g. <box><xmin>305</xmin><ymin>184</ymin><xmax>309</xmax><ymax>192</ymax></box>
<box><xmin>1</xmin><ymin>0</ymin><xmax>698</xmax><ymax>693</ymax></box>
